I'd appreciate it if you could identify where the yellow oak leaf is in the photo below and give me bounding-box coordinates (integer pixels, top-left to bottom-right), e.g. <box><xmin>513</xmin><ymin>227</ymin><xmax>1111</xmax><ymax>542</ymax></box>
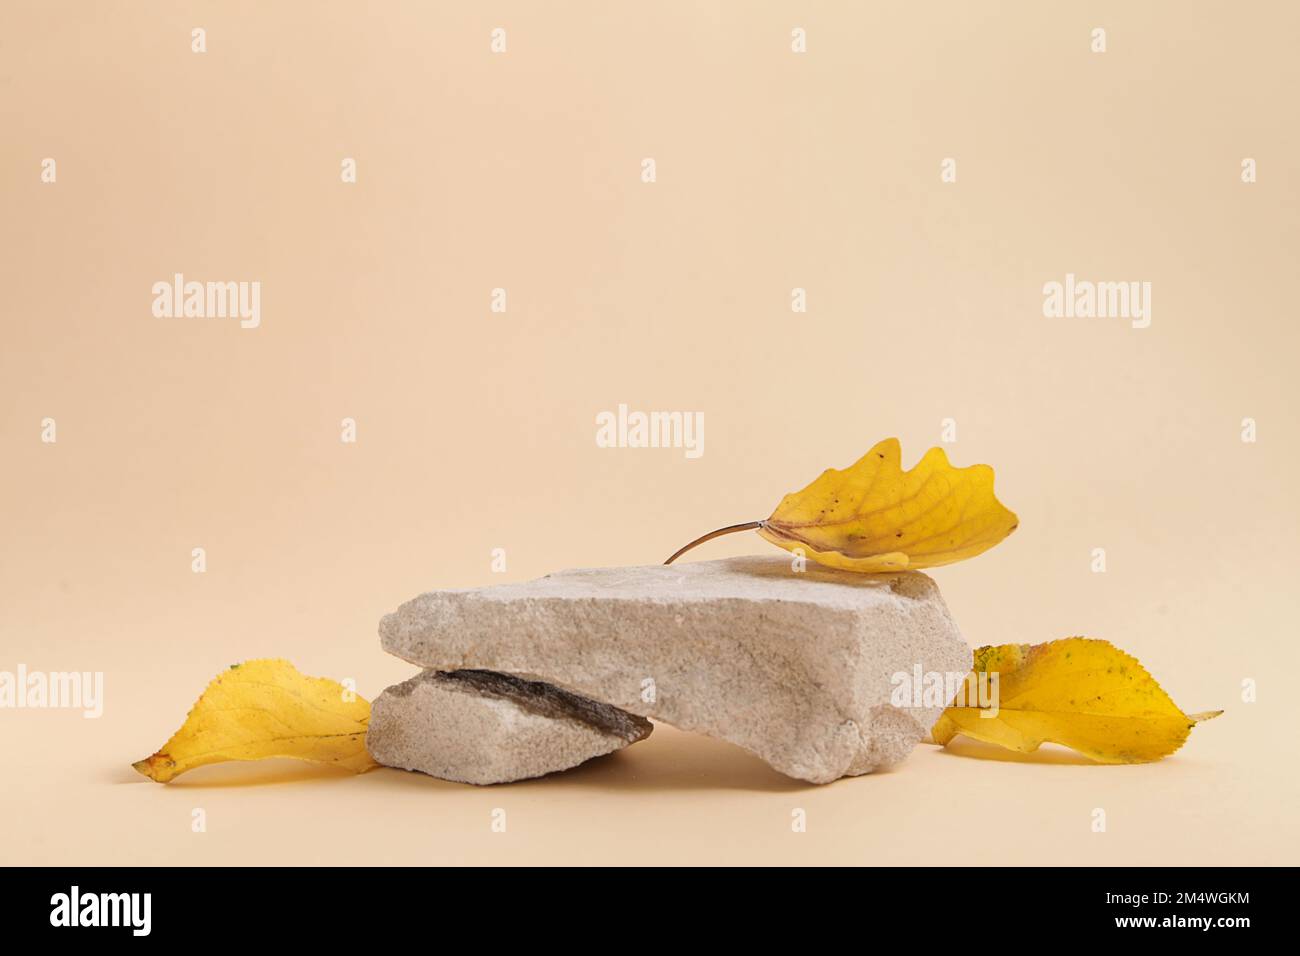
<box><xmin>133</xmin><ymin>658</ymin><xmax>378</xmax><ymax>783</ymax></box>
<box><xmin>931</xmin><ymin>637</ymin><xmax>1221</xmax><ymax>763</ymax></box>
<box><xmin>665</xmin><ymin>437</ymin><xmax>1018</xmax><ymax>572</ymax></box>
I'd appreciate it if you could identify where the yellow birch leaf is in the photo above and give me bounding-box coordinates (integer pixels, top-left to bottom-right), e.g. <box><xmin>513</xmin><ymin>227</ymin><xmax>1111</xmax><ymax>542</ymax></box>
<box><xmin>931</xmin><ymin>638</ymin><xmax>1222</xmax><ymax>763</ymax></box>
<box><xmin>133</xmin><ymin>658</ymin><xmax>378</xmax><ymax>783</ymax></box>
<box><xmin>665</xmin><ymin>437</ymin><xmax>1018</xmax><ymax>571</ymax></box>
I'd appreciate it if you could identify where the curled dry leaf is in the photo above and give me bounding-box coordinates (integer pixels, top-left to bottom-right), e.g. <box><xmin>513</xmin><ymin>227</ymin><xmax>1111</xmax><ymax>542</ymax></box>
<box><xmin>133</xmin><ymin>658</ymin><xmax>378</xmax><ymax>783</ymax></box>
<box><xmin>931</xmin><ymin>637</ymin><xmax>1222</xmax><ymax>763</ymax></box>
<box><xmin>666</xmin><ymin>437</ymin><xmax>1018</xmax><ymax>572</ymax></box>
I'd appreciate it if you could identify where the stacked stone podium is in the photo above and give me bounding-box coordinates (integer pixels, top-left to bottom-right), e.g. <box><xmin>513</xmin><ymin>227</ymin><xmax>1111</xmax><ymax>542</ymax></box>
<box><xmin>367</xmin><ymin>555</ymin><xmax>970</xmax><ymax>785</ymax></box>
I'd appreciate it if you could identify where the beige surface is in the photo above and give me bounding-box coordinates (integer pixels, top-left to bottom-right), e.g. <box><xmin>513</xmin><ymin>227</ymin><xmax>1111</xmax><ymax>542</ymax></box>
<box><xmin>1</xmin><ymin>1</ymin><xmax>1297</xmax><ymax>866</ymax></box>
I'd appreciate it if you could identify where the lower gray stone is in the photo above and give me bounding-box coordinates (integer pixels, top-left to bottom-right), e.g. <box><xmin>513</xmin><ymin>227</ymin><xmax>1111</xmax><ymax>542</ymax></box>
<box><xmin>366</xmin><ymin>669</ymin><xmax>653</xmax><ymax>785</ymax></box>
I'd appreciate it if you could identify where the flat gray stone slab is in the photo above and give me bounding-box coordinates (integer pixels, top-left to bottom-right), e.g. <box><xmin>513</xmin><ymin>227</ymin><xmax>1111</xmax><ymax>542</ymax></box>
<box><xmin>367</xmin><ymin>669</ymin><xmax>652</xmax><ymax>785</ymax></box>
<box><xmin>379</xmin><ymin>556</ymin><xmax>971</xmax><ymax>784</ymax></box>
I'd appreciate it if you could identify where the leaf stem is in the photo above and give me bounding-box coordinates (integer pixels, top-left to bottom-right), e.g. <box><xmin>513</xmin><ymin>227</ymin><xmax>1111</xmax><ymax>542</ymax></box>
<box><xmin>663</xmin><ymin>521</ymin><xmax>763</xmax><ymax>565</ymax></box>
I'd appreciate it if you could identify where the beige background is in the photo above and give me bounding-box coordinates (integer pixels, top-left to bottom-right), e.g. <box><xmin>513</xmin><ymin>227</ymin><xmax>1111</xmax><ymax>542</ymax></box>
<box><xmin>2</xmin><ymin>1</ymin><xmax>1298</xmax><ymax>865</ymax></box>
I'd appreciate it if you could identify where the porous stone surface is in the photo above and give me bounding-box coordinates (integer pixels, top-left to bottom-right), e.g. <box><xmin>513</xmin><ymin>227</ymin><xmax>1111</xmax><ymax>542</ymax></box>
<box><xmin>379</xmin><ymin>556</ymin><xmax>971</xmax><ymax>784</ymax></box>
<box><xmin>367</xmin><ymin>669</ymin><xmax>653</xmax><ymax>785</ymax></box>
